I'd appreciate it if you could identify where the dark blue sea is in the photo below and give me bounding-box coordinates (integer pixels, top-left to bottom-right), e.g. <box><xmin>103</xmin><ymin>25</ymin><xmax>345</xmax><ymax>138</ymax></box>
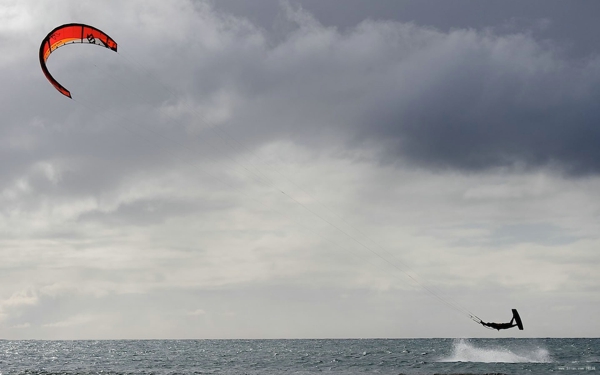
<box><xmin>0</xmin><ymin>338</ymin><xmax>597</xmax><ymax>375</ymax></box>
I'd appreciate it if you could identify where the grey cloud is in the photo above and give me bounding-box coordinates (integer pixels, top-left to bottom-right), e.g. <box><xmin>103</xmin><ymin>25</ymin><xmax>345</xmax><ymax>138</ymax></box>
<box><xmin>451</xmin><ymin>223</ymin><xmax>581</xmax><ymax>249</ymax></box>
<box><xmin>14</xmin><ymin>0</ymin><xmax>600</xmax><ymax>203</ymax></box>
<box><xmin>77</xmin><ymin>197</ymin><xmax>230</xmax><ymax>226</ymax></box>
<box><xmin>5</xmin><ymin>0</ymin><xmax>600</xmax><ymax>221</ymax></box>
<box><xmin>2</xmin><ymin>0</ymin><xmax>600</xmax><ymax>338</ymax></box>
<box><xmin>212</xmin><ymin>0</ymin><xmax>600</xmax><ymax>58</ymax></box>
<box><xmin>357</xmin><ymin>31</ymin><xmax>600</xmax><ymax>174</ymax></box>
<box><xmin>179</xmin><ymin>8</ymin><xmax>600</xmax><ymax>175</ymax></box>
<box><xmin>490</xmin><ymin>223</ymin><xmax>581</xmax><ymax>248</ymax></box>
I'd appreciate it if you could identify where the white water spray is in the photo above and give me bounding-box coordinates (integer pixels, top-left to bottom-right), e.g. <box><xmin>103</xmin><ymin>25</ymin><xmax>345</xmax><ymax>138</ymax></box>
<box><xmin>439</xmin><ymin>339</ymin><xmax>551</xmax><ymax>363</ymax></box>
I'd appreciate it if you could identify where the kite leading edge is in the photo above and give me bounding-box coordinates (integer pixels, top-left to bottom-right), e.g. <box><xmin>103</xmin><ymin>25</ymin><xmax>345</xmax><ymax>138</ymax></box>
<box><xmin>39</xmin><ymin>23</ymin><xmax>118</xmax><ymax>98</ymax></box>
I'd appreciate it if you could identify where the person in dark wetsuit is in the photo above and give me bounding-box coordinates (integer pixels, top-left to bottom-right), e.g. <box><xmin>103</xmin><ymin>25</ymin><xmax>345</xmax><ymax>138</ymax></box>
<box><xmin>481</xmin><ymin>316</ymin><xmax>517</xmax><ymax>331</ymax></box>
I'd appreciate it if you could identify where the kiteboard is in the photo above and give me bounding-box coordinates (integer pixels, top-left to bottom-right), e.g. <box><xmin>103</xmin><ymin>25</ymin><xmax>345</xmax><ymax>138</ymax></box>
<box><xmin>512</xmin><ymin>309</ymin><xmax>523</xmax><ymax>330</ymax></box>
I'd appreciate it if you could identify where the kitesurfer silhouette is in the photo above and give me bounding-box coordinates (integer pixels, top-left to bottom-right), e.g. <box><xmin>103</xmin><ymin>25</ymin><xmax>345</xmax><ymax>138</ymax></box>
<box><xmin>481</xmin><ymin>317</ymin><xmax>517</xmax><ymax>330</ymax></box>
<box><xmin>480</xmin><ymin>309</ymin><xmax>524</xmax><ymax>331</ymax></box>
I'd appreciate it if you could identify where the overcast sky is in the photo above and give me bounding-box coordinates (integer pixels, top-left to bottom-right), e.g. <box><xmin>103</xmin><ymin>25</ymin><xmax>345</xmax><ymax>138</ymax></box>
<box><xmin>1</xmin><ymin>0</ymin><xmax>599</xmax><ymax>339</ymax></box>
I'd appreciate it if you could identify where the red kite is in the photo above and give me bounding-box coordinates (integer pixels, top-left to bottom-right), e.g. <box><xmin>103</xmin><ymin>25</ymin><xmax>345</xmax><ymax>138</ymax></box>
<box><xmin>39</xmin><ymin>23</ymin><xmax>118</xmax><ymax>98</ymax></box>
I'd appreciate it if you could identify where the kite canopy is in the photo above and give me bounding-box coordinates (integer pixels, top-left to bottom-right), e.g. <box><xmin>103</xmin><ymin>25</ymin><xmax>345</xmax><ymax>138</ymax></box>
<box><xmin>39</xmin><ymin>23</ymin><xmax>118</xmax><ymax>98</ymax></box>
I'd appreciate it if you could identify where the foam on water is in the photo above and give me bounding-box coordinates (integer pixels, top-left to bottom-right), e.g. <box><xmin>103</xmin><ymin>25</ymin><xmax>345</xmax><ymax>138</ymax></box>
<box><xmin>439</xmin><ymin>338</ymin><xmax>552</xmax><ymax>363</ymax></box>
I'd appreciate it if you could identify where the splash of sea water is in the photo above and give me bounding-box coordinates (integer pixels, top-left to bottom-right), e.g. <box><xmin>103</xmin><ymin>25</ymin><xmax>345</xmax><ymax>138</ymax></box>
<box><xmin>439</xmin><ymin>338</ymin><xmax>552</xmax><ymax>363</ymax></box>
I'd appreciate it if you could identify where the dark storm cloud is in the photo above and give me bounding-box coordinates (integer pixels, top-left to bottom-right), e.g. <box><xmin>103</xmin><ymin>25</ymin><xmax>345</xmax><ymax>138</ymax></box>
<box><xmin>212</xmin><ymin>0</ymin><xmax>600</xmax><ymax>58</ymax></box>
<box><xmin>10</xmin><ymin>0</ymin><xmax>600</xmax><ymax>200</ymax></box>
<box><xmin>358</xmin><ymin>32</ymin><xmax>600</xmax><ymax>174</ymax></box>
<box><xmin>189</xmin><ymin>3</ymin><xmax>600</xmax><ymax>175</ymax></box>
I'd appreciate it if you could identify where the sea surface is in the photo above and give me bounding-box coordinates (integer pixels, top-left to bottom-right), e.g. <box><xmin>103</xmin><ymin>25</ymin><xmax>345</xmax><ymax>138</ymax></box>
<box><xmin>0</xmin><ymin>338</ymin><xmax>598</xmax><ymax>375</ymax></box>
